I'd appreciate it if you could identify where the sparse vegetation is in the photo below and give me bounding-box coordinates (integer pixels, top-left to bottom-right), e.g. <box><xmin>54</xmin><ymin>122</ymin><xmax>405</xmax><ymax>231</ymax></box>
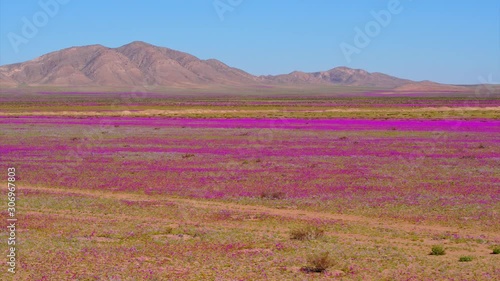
<box><xmin>492</xmin><ymin>246</ymin><xmax>500</xmax><ymax>254</ymax></box>
<box><xmin>290</xmin><ymin>225</ymin><xmax>325</xmax><ymax>241</ymax></box>
<box><xmin>430</xmin><ymin>245</ymin><xmax>446</xmax><ymax>255</ymax></box>
<box><xmin>301</xmin><ymin>251</ymin><xmax>335</xmax><ymax>273</ymax></box>
<box><xmin>459</xmin><ymin>256</ymin><xmax>473</xmax><ymax>262</ymax></box>
<box><xmin>260</xmin><ymin>190</ymin><xmax>286</xmax><ymax>200</ymax></box>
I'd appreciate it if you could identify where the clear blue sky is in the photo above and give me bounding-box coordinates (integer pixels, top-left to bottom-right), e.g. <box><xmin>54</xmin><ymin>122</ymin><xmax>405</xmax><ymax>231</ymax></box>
<box><xmin>0</xmin><ymin>0</ymin><xmax>498</xmax><ymax>84</ymax></box>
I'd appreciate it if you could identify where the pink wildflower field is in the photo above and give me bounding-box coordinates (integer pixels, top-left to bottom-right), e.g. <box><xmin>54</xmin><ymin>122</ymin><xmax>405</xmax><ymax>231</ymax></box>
<box><xmin>1</xmin><ymin>94</ymin><xmax>499</xmax><ymax>280</ymax></box>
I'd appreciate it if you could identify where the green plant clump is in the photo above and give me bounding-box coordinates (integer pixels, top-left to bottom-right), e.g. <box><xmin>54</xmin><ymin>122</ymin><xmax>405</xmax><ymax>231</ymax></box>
<box><xmin>430</xmin><ymin>245</ymin><xmax>446</xmax><ymax>256</ymax></box>
<box><xmin>459</xmin><ymin>256</ymin><xmax>473</xmax><ymax>262</ymax></box>
<box><xmin>301</xmin><ymin>251</ymin><xmax>335</xmax><ymax>273</ymax></box>
<box><xmin>492</xmin><ymin>246</ymin><xmax>500</xmax><ymax>255</ymax></box>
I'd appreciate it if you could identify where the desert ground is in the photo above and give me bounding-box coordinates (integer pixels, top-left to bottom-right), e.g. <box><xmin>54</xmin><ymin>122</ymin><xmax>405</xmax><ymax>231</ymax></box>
<box><xmin>0</xmin><ymin>87</ymin><xmax>499</xmax><ymax>280</ymax></box>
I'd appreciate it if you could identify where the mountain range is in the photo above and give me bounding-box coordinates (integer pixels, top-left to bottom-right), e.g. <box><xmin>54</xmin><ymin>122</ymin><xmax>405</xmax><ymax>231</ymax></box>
<box><xmin>0</xmin><ymin>41</ymin><xmax>467</xmax><ymax>91</ymax></box>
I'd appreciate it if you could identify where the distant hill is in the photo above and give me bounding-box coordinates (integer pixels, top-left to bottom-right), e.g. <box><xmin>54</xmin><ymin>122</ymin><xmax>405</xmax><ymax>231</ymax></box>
<box><xmin>264</xmin><ymin>67</ymin><xmax>411</xmax><ymax>88</ymax></box>
<box><xmin>0</xmin><ymin>41</ymin><xmax>470</xmax><ymax>91</ymax></box>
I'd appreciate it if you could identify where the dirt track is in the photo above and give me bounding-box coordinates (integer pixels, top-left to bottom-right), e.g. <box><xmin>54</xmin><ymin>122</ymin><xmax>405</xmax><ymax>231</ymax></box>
<box><xmin>23</xmin><ymin>185</ymin><xmax>500</xmax><ymax>241</ymax></box>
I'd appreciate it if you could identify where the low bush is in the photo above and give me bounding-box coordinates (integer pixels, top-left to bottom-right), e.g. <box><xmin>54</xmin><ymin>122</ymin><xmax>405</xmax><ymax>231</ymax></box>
<box><xmin>492</xmin><ymin>246</ymin><xmax>500</xmax><ymax>254</ymax></box>
<box><xmin>430</xmin><ymin>245</ymin><xmax>445</xmax><ymax>255</ymax></box>
<box><xmin>459</xmin><ymin>256</ymin><xmax>473</xmax><ymax>262</ymax></box>
<box><xmin>260</xmin><ymin>190</ymin><xmax>286</xmax><ymax>200</ymax></box>
<box><xmin>301</xmin><ymin>251</ymin><xmax>334</xmax><ymax>273</ymax></box>
<box><xmin>290</xmin><ymin>226</ymin><xmax>324</xmax><ymax>241</ymax></box>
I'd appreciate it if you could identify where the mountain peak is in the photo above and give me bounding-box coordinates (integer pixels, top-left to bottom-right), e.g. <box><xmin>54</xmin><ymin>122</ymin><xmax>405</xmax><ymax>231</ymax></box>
<box><xmin>121</xmin><ymin>41</ymin><xmax>154</xmax><ymax>48</ymax></box>
<box><xmin>330</xmin><ymin>66</ymin><xmax>367</xmax><ymax>74</ymax></box>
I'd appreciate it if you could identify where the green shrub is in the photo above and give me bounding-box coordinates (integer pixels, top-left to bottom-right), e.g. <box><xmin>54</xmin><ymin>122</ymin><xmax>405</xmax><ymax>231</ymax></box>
<box><xmin>430</xmin><ymin>245</ymin><xmax>445</xmax><ymax>255</ymax></box>
<box><xmin>459</xmin><ymin>256</ymin><xmax>473</xmax><ymax>262</ymax></box>
<box><xmin>492</xmin><ymin>246</ymin><xmax>500</xmax><ymax>254</ymax></box>
<box><xmin>290</xmin><ymin>226</ymin><xmax>325</xmax><ymax>241</ymax></box>
<box><xmin>301</xmin><ymin>251</ymin><xmax>334</xmax><ymax>273</ymax></box>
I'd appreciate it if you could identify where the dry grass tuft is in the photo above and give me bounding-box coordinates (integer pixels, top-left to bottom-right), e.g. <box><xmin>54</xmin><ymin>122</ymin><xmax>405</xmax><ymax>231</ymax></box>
<box><xmin>290</xmin><ymin>226</ymin><xmax>325</xmax><ymax>241</ymax></box>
